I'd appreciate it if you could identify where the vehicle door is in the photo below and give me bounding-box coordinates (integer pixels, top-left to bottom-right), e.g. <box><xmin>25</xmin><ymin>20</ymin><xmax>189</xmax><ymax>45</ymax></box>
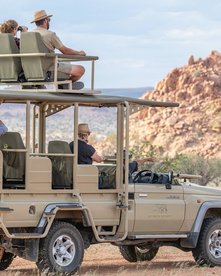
<box><xmin>133</xmin><ymin>181</ymin><xmax>185</xmax><ymax>233</ymax></box>
<box><xmin>76</xmin><ymin>164</ymin><xmax>122</xmax><ymax>227</ymax></box>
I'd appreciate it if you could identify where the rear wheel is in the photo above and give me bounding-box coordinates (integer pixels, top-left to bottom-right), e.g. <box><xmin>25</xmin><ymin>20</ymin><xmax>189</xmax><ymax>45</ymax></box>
<box><xmin>36</xmin><ymin>221</ymin><xmax>84</xmax><ymax>275</ymax></box>
<box><xmin>135</xmin><ymin>245</ymin><xmax>159</xmax><ymax>261</ymax></box>
<box><xmin>192</xmin><ymin>217</ymin><xmax>221</xmax><ymax>266</ymax></box>
<box><xmin>119</xmin><ymin>244</ymin><xmax>158</xmax><ymax>262</ymax></box>
<box><xmin>119</xmin><ymin>245</ymin><xmax>137</xmax><ymax>262</ymax></box>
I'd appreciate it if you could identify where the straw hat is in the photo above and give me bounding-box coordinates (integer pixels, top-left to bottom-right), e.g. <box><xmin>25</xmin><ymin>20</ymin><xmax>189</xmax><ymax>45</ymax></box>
<box><xmin>78</xmin><ymin>123</ymin><xmax>91</xmax><ymax>135</ymax></box>
<box><xmin>31</xmin><ymin>10</ymin><xmax>53</xmax><ymax>23</ymax></box>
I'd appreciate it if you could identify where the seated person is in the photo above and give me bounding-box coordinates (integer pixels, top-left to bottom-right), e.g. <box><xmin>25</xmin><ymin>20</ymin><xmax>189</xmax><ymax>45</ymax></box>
<box><xmin>0</xmin><ymin>120</ymin><xmax>8</xmax><ymax>136</ymax></box>
<box><xmin>0</xmin><ymin>19</ymin><xmax>28</xmax><ymax>49</ymax></box>
<box><xmin>69</xmin><ymin>123</ymin><xmax>154</xmax><ymax>170</ymax></box>
<box><xmin>31</xmin><ymin>10</ymin><xmax>86</xmax><ymax>90</ymax></box>
<box><xmin>69</xmin><ymin>123</ymin><xmax>103</xmax><ymax>164</ymax></box>
<box><xmin>70</xmin><ymin>123</ymin><xmax>154</xmax><ymax>179</ymax></box>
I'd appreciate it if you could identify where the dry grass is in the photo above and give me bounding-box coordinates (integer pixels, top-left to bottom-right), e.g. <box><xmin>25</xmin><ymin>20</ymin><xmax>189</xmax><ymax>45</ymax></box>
<box><xmin>0</xmin><ymin>244</ymin><xmax>220</xmax><ymax>275</ymax></box>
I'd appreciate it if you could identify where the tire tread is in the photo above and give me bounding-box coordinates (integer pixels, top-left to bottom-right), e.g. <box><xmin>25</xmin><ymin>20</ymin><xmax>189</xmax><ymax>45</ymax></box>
<box><xmin>36</xmin><ymin>221</ymin><xmax>84</xmax><ymax>275</ymax></box>
<box><xmin>119</xmin><ymin>245</ymin><xmax>137</xmax><ymax>262</ymax></box>
<box><xmin>192</xmin><ymin>217</ymin><xmax>221</xmax><ymax>266</ymax></box>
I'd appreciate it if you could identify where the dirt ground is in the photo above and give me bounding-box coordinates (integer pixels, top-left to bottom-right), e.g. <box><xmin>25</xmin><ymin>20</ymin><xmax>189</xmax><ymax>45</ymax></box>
<box><xmin>1</xmin><ymin>244</ymin><xmax>221</xmax><ymax>275</ymax></box>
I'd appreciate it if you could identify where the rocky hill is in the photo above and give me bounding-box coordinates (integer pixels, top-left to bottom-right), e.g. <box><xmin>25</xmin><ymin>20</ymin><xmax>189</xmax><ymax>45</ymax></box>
<box><xmin>130</xmin><ymin>50</ymin><xmax>221</xmax><ymax>159</ymax></box>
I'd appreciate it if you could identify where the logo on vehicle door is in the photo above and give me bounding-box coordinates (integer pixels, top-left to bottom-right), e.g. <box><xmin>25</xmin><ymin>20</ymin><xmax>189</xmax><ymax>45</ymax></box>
<box><xmin>153</xmin><ymin>205</ymin><xmax>168</xmax><ymax>215</ymax></box>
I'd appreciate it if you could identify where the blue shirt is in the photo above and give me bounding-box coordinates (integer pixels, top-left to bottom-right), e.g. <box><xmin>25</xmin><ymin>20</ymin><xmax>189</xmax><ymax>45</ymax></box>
<box><xmin>0</xmin><ymin>123</ymin><xmax>8</xmax><ymax>136</ymax></box>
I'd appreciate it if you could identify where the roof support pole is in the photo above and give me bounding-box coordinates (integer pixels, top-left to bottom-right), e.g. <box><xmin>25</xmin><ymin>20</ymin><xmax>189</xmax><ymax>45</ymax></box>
<box><xmin>116</xmin><ymin>104</ymin><xmax>124</xmax><ymax>189</ymax></box>
<box><xmin>25</xmin><ymin>101</ymin><xmax>31</xmax><ymax>188</ymax></box>
<box><xmin>73</xmin><ymin>103</ymin><xmax>79</xmax><ymax>188</ymax></box>
<box><xmin>38</xmin><ymin>103</ymin><xmax>46</xmax><ymax>153</ymax></box>
<box><xmin>91</xmin><ymin>60</ymin><xmax>95</xmax><ymax>90</ymax></box>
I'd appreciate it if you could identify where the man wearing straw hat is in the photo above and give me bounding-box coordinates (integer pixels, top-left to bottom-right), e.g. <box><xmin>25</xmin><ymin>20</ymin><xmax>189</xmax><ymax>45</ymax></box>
<box><xmin>69</xmin><ymin>123</ymin><xmax>103</xmax><ymax>164</ymax></box>
<box><xmin>31</xmin><ymin>10</ymin><xmax>86</xmax><ymax>90</ymax></box>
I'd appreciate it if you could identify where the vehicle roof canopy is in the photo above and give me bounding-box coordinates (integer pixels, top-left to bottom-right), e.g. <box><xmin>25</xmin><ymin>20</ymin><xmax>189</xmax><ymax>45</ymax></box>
<box><xmin>0</xmin><ymin>90</ymin><xmax>179</xmax><ymax>108</ymax></box>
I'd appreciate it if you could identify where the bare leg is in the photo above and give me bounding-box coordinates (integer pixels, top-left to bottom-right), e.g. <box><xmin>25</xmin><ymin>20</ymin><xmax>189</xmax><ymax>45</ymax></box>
<box><xmin>70</xmin><ymin>65</ymin><xmax>85</xmax><ymax>82</ymax></box>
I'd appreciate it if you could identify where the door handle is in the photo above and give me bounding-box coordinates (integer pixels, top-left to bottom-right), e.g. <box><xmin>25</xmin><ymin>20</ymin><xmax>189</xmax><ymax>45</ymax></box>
<box><xmin>139</xmin><ymin>193</ymin><xmax>147</xmax><ymax>197</ymax></box>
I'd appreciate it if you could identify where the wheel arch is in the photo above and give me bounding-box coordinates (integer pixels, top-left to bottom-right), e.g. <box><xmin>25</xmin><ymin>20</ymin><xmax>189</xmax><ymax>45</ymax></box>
<box><xmin>37</xmin><ymin>203</ymin><xmax>93</xmax><ymax>236</ymax></box>
<box><xmin>180</xmin><ymin>201</ymin><xmax>221</xmax><ymax>248</ymax></box>
<box><xmin>55</xmin><ymin>209</ymin><xmax>92</xmax><ymax>227</ymax></box>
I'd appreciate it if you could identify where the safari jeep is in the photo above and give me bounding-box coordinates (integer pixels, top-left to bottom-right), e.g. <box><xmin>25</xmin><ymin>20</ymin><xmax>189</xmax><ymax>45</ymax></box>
<box><xmin>0</xmin><ymin>32</ymin><xmax>221</xmax><ymax>275</ymax></box>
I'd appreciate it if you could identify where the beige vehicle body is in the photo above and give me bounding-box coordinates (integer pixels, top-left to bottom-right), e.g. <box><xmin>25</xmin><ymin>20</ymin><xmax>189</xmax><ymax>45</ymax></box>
<box><xmin>0</xmin><ymin>32</ymin><xmax>221</xmax><ymax>274</ymax></box>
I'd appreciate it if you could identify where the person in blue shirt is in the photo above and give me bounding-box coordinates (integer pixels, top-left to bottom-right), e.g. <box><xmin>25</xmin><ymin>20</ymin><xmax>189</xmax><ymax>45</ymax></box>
<box><xmin>0</xmin><ymin>121</ymin><xmax>8</xmax><ymax>136</ymax></box>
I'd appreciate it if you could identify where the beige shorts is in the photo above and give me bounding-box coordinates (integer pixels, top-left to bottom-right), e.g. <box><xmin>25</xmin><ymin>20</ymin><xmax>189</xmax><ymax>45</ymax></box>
<box><xmin>58</xmin><ymin>62</ymin><xmax>72</xmax><ymax>75</ymax></box>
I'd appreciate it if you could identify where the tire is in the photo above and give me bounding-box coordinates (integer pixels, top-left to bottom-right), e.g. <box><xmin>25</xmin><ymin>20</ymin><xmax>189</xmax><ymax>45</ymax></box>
<box><xmin>119</xmin><ymin>245</ymin><xmax>137</xmax><ymax>262</ymax></box>
<box><xmin>0</xmin><ymin>251</ymin><xmax>15</xmax><ymax>270</ymax></box>
<box><xmin>135</xmin><ymin>245</ymin><xmax>159</xmax><ymax>261</ymax></box>
<box><xmin>119</xmin><ymin>244</ymin><xmax>158</xmax><ymax>263</ymax></box>
<box><xmin>192</xmin><ymin>217</ymin><xmax>221</xmax><ymax>266</ymax></box>
<box><xmin>36</xmin><ymin>221</ymin><xmax>84</xmax><ymax>275</ymax></box>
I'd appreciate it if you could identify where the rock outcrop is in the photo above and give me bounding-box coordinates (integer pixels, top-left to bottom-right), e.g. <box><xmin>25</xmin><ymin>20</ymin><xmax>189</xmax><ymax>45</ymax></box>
<box><xmin>130</xmin><ymin>51</ymin><xmax>221</xmax><ymax>159</ymax></box>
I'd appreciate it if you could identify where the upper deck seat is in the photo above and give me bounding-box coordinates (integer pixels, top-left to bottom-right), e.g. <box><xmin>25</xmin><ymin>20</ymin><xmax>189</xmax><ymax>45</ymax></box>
<box><xmin>0</xmin><ymin>132</ymin><xmax>25</xmax><ymax>188</ymax></box>
<box><xmin>20</xmin><ymin>32</ymin><xmax>67</xmax><ymax>82</ymax></box>
<box><xmin>0</xmin><ymin>34</ymin><xmax>22</xmax><ymax>82</ymax></box>
<box><xmin>48</xmin><ymin>140</ymin><xmax>73</xmax><ymax>189</ymax></box>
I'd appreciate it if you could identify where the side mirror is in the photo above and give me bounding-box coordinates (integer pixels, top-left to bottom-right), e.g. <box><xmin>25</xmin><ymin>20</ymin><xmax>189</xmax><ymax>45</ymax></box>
<box><xmin>165</xmin><ymin>171</ymin><xmax>173</xmax><ymax>189</ymax></box>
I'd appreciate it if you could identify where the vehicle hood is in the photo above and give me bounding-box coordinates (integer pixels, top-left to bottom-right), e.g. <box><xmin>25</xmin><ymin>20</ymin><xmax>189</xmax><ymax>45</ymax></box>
<box><xmin>183</xmin><ymin>182</ymin><xmax>221</xmax><ymax>196</ymax></box>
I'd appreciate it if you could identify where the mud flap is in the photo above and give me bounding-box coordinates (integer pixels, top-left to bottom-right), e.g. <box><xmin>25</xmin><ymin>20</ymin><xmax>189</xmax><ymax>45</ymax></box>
<box><xmin>24</xmin><ymin>239</ymin><xmax>39</xmax><ymax>261</ymax></box>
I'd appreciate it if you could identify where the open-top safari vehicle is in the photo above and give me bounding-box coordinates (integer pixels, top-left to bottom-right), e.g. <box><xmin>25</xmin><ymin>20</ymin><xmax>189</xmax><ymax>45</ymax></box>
<box><xmin>0</xmin><ymin>33</ymin><xmax>221</xmax><ymax>275</ymax></box>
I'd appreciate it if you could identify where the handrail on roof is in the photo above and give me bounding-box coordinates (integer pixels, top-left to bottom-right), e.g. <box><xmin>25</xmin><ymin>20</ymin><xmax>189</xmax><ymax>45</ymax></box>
<box><xmin>0</xmin><ymin>53</ymin><xmax>99</xmax><ymax>62</ymax></box>
<box><xmin>0</xmin><ymin>47</ymin><xmax>99</xmax><ymax>95</ymax></box>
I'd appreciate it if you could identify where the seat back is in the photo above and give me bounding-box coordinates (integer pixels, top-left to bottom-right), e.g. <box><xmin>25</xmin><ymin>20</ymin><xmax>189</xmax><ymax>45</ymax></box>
<box><xmin>0</xmin><ymin>34</ymin><xmax>22</xmax><ymax>82</ymax></box>
<box><xmin>48</xmin><ymin>140</ymin><xmax>73</xmax><ymax>189</ymax></box>
<box><xmin>20</xmin><ymin>32</ymin><xmax>53</xmax><ymax>81</ymax></box>
<box><xmin>0</xmin><ymin>132</ymin><xmax>25</xmax><ymax>187</ymax></box>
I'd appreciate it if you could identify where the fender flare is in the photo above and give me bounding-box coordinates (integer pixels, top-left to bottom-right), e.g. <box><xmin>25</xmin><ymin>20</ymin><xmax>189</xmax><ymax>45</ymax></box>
<box><xmin>36</xmin><ymin>202</ymin><xmax>91</xmax><ymax>233</ymax></box>
<box><xmin>181</xmin><ymin>201</ymin><xmax>221</xmax><ymax>248</ymax></box>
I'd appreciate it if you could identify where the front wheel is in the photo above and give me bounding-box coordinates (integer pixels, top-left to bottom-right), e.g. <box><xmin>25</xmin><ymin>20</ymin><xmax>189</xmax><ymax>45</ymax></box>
<box><xmin>192</xmin><ymin>217</ymin><xmax>221</xmax><ymax>266</ymax></box>
<box><xmin>36</xmin><ymin>221</ymin><xmax>84</xmax><ymax>275</ymax></box>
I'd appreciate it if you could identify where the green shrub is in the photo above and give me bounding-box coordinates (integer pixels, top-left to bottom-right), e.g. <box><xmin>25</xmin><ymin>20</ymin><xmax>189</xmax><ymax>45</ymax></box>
<box><xmin>130</xmin><ymin>143</ymin><xmax>221</xmax><ymax>186</ymax></box>
<box><xmin>152</xmin><ymin>154</ymin><xmax>221</xmax><ymax>186</ymax></box>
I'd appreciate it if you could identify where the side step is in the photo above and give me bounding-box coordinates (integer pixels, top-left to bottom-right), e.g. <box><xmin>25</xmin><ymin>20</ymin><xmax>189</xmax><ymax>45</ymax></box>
<box><xmin>12</xmin><ymin>233</ymin><xmax>43</xmax><ymax>238</ymax></box>
<box><xmin>128</xmin><ymin>234</ymin><xmax>188</xmax><ymax>239</ymax></box>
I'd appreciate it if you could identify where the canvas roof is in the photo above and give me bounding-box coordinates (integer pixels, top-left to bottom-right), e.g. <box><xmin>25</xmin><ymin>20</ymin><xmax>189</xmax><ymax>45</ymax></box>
<box><xmin>0</xmin><ymin>90</ymin><xmax>179</xmax><ymax>108</ymax></box>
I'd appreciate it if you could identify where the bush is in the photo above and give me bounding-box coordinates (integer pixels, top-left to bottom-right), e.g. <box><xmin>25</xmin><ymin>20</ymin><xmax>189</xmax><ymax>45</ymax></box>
<box><xmin>151</xmin><ymin>154</ymin><xmax>221</xmax><ymax>186</ymax></box>
<box><xmin>130</xmin><ymin>143</ymin><xmax>221</xmax><ymax>186</ymax></box>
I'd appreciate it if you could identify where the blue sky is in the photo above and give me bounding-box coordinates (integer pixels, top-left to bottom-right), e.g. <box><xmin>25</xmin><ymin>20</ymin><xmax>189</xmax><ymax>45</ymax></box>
<box><xmin>1</xmin><ymin>0</ymin><xmax>221</xmax><ymax>88</ymax></box>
